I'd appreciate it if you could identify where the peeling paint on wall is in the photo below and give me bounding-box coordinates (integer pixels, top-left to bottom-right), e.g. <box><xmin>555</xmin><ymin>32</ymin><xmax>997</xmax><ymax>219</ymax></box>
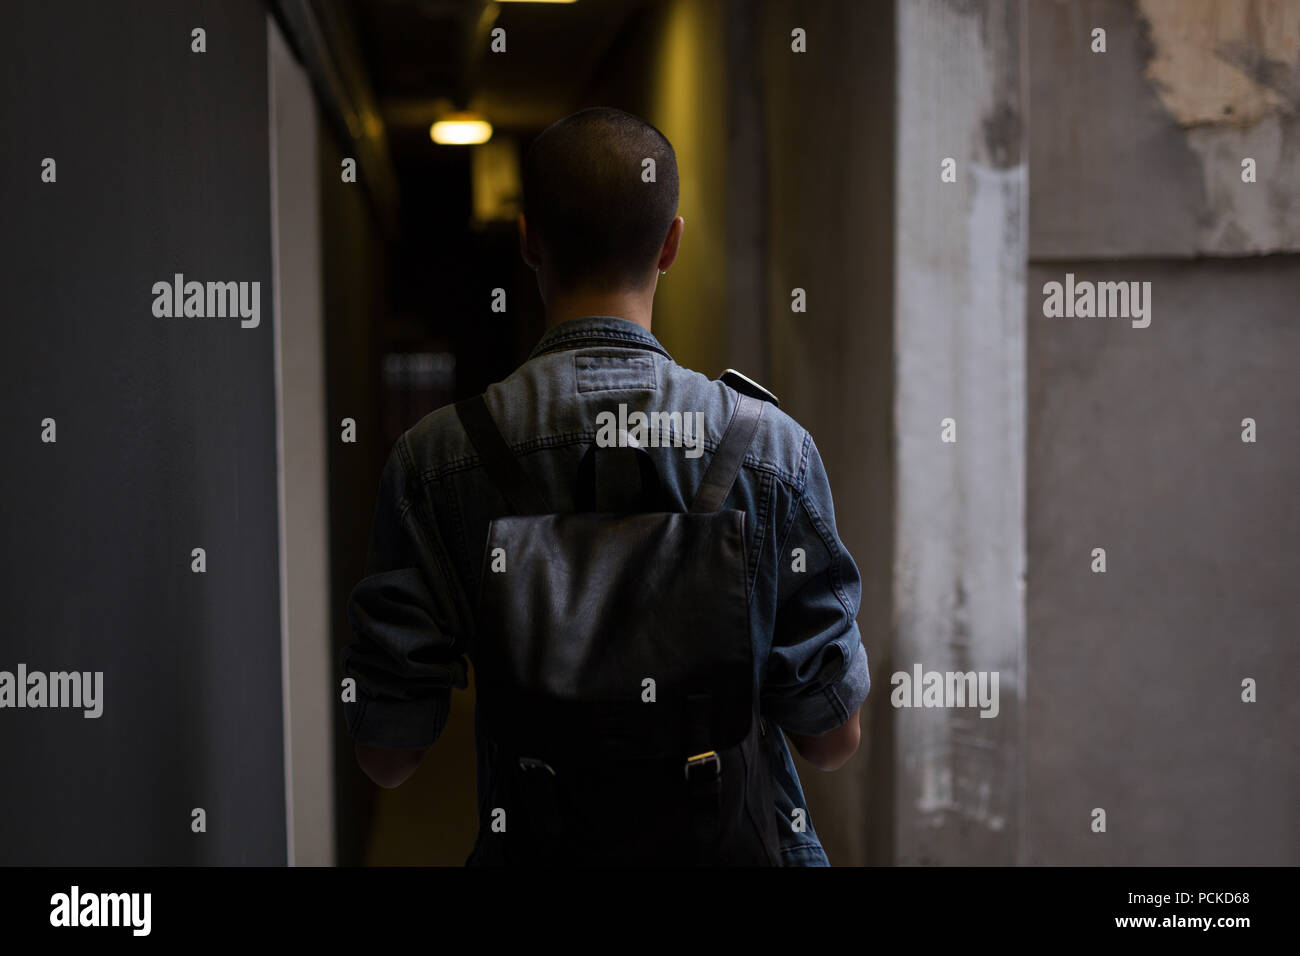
<box><xmin>1187</xmin><ymin>113</ymin><xmax>1297</xmax><ymax>252</ymax></box>
<box><xmin>1138</xmin><ymin>0</ymin><xmax>1300</xmax><ymax>127</ymax></box>
<box><xmin>1030</xmin><ymin>0</ymin><xmax>1300</xmax><ymax>258</ymax></box>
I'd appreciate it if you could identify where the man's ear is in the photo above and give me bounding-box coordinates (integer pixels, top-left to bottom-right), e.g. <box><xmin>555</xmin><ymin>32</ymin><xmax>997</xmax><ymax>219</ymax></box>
<box><xmin>658</xmin><ymin>215</ymin><xmax>685</xmax><ymax>272</ymax></box>
<box><xmin>519</xmin><ymin>213</ymin><xmax>539</xmax><ymax>271</ymax></box>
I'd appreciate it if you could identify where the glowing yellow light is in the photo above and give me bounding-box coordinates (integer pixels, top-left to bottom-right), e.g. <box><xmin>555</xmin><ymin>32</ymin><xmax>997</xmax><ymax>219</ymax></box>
<box><xmin>430</xmin><ymin>114</ymin><xmax>494</xmax><ymax>145</ymax></box>
<box><xmin>496</xmin><ymin>1</ymin><xmax>577</xmax><ymax>4</ymax></box>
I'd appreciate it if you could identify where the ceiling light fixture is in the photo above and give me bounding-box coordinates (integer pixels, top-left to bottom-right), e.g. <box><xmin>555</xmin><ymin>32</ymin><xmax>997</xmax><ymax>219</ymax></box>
<box><xmin>430</xmin><ymin>113</ymin><xmax>493</xmax><ymax>145</ymax></box>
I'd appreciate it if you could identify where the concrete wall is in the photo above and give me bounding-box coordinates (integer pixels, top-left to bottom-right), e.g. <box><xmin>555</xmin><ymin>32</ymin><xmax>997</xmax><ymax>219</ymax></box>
<box><xmin>1026</xmin><ymin>0</ymin><xmax>1300</xmax><ymax>864</ymax></box>
<box><xmin>0</xmin><ymin>0</ymin><xmax>285</xmax><ymax>864</ymax></box>
<box><xmin>758</xmin><ymin>0</ymin><xmax>897</xmax><ymax>866</ymax></box>
<box><xmin>892</xmin><ymin>0</ymin><xmax>1028</xmax><ymax>865</ymax></box>
<box><xmin>1027</xmin><ymin>257</ymin><xmax>1300</xmax><ymax>864</ymax></box>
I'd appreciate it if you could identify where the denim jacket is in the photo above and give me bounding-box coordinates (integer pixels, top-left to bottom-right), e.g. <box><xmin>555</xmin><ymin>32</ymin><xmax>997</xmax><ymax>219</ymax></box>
<box><xmin>341</xmin><ymin>315</ymin><xmax>871</xmax><ymax>866</ymax></box>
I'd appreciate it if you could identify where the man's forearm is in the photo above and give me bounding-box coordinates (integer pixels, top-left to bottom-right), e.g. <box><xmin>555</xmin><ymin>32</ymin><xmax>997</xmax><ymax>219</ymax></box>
<box><xmin>354</xmin><ymin>742</ymin><xmax>429</xmax><ymax>788</ymax></box>
<box><xmin>786</xmin><ymin>705</ymin><xmax>862</xmax><ymax>772</ymax></box>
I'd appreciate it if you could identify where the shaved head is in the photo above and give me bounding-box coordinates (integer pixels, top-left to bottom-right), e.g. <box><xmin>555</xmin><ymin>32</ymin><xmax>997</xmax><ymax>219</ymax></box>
<box><xmin>522</xmin><ymin>107</ymin><xmax>679</xmax><ymax>293</ymax></box>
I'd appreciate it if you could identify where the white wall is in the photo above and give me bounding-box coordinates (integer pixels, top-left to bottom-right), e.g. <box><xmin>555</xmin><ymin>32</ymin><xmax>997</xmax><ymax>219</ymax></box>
<box><xmin>269</xmin><ymin>14</ymin><xmax>335</xmax><ymax>866</ymax></box>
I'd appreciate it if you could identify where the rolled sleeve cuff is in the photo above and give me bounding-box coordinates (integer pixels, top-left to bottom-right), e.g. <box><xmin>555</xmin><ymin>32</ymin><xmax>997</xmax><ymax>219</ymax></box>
<box><xmin>345</xmin><ymin>688</ymin><xmax>451</xmax><ymax>750</ymax></box>
<box><xmin>781</xmin><ymin>842</ymin><xmax>831</xmax><ymax>867</ymax></box>
<box><xmin>770</xmin><ymin>628</ymin><xmax>871</xmax><ymax>737</ymax></box>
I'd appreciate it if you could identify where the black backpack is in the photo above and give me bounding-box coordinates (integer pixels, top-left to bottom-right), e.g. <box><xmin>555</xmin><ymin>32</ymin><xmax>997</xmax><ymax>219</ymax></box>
<box><xmin>455</xmin><ymin>392</ymin><xmax>782</xmax><ymax>866</ymax></box>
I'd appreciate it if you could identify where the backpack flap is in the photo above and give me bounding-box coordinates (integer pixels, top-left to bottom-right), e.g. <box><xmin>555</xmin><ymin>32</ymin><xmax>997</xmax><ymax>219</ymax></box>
<box><xmin>474</xmin><ymin>509</ymin><xmax>754</xmax><ymax>766</ymax></box>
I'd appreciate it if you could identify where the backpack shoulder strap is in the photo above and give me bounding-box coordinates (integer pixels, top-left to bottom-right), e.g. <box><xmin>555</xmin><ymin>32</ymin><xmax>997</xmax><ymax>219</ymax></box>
<box><xmin>690</xmin><ymin>393</ymin><xmax>764</xmax><ymax>513</ymax></box>
<box><xmin>454</xmin><ymin>395</ymin><xmax>550</xmax><ymax>516</ymax></box>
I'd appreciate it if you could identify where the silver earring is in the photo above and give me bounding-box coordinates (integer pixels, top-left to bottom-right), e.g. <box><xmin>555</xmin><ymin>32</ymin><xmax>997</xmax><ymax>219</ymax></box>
<box><xmin>659</xmin><ymin>270</ymin><xmax>667</xmax><ymax>276</ymax></box>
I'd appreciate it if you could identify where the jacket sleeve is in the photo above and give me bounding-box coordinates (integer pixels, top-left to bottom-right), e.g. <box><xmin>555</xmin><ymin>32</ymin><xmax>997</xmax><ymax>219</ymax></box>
<box><xmin>340</xmin><ymin>436</ymin><xmax>469</xmax><ymax>750</ymax></box>
<box><xmin>762</xmin><ymin>435</ymin><xmax>871</xmax><ymax>737</ymax></box>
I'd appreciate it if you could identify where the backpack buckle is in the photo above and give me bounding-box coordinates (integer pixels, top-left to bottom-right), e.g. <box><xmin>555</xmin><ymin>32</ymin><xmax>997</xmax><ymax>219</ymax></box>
<box><xmin>516</xmin><ymin>756</ymin><xmax>562</xmax><ymax>841</ymax></box>
<box><xmin>684</xmin><ymin>750</ymin><xmax>720</xmax><ymax>780</ymax></box>
<box><xmin>518</xmin><ymin>756</ymin><xmax>556</xmax><ymax>776</ymax></box>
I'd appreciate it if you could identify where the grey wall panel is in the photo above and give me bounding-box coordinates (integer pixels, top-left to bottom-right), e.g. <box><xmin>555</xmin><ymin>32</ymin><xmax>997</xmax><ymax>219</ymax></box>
<box><xmin>1027</xmin><ymin>256</ymin><xmax>1300</xmax><ymax>864</ymax></box>
<box><xmin>0</xmin><ymin>0</ymin><xmax>285</xmax><ymax>864</ymax></box>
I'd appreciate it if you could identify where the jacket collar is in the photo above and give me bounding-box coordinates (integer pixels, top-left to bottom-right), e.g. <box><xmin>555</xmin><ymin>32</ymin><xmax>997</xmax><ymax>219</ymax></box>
<box><xmin>527</xmin><ymin>315</ymin><xmax>673</xmax><ymax>362</ymax></box>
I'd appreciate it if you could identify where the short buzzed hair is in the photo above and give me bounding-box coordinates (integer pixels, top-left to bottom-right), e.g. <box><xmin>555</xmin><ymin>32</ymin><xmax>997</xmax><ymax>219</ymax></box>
<box><xmin>522</xmin><ymin>107</ymin><xmax>679</xmax><ymax>292</ymax></box>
